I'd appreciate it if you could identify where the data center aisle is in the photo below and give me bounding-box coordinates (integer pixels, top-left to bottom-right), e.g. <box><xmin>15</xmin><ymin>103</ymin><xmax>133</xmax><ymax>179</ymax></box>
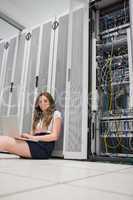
<box><xmin>0</xmin><ymin>153</ymin><xmax>132</xmax><ymax>200</ymax></box>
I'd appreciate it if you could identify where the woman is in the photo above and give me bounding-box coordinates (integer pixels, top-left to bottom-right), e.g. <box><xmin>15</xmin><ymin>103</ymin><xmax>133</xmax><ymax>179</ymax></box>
<box><xmin>0</xmin><ymin>91</ymin><xmax>62</xmax><ymax>159</ymax></box>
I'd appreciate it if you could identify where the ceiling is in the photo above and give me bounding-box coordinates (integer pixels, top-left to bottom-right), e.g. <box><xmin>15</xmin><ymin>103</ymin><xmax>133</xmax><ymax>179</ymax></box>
<box><xmin>0</xmin><ymin>0</ymin><xmax>70</xmax><ymax>28</ymax></box>
<box><xmin>0</xmin><ymin>0</ymin><xmax>70</xmax><ymax>40</ymax></box>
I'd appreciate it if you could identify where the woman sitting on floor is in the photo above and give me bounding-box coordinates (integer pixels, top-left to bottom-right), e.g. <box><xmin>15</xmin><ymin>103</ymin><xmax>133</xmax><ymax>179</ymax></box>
<box><xmin>0</xmin><ymin>91</ymin><xmax>62</xmax><ymax>159</ymax></box>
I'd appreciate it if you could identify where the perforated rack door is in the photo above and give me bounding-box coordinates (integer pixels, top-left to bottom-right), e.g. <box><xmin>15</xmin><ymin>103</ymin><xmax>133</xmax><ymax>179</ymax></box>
<box><xmin>37</xmin><ymin>21</ymin><xmax>53</xmax><ymax>94</ymax></box>
<box><xmin>0</xmin><ymin>41</ymin><xmax>6</xmax><ymax>116</ymax></box>
<box><xmin>0</xmin><ymin>41</ymin><xmax>4</xmax><ymax>87</ymax></box>
<box><xmin>0</xmin><ymin>37</ymin><xmax>17</xmax><ymax>117</ymax></box>
<box><xmin>51</xmin><ymin>14</ymin><xmax>69</xmax><ymax>157</ymax></box>
<box><xmin>0</xmin><ymin>41</ymin><xmax>4</xmax><ymax>72</ymax></box>
<box><xmin>9</xmin><ymin>33</ymin><xmax>26</xmax><ymax>116</ymax></box>
<box><xmin>21</xmin><ymin>27</ymin><xmax>40</xmax><ymax>133</ymax></box>
<box><xmin>63</xmin><ymin>0</ymin><xmax>89</xmax><ymax>159</ymax></box>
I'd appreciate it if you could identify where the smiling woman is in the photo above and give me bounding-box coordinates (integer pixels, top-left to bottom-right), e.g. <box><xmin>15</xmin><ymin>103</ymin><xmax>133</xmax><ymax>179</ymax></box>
<box><xmin>0</xmin><ymin>91</ymin><xmax>62</xmax><ymax>159</ymax></box>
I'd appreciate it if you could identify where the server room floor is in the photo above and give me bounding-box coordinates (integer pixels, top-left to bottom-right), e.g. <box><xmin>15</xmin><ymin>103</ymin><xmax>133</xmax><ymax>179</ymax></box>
<box><xmin>0</xmin><ymin>153</ymin><xmax>132</xmax><ymax>200</ymax></box>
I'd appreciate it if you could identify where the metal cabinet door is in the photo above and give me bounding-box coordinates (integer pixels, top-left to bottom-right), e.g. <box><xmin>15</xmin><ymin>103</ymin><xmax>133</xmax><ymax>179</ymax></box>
<box><xmin>21</xmin><ymin>27</ymin><xmax>40</xmax><ymax>133</ymax></box>
<box><xmin>63</xmin><ymin>0</ymin><xmax>89</xmax><ymax>159</ymax></box>
<box><xmin>0</xmin><ymin>37</ymin><xmax>17</xmax><ymax>116</ymax></box>
<box><xmin>9</xmin><ymin>33</ymin><xmax>26</xmax><ymax>116</ymax></box>
<box><xmin>51</xmin><ymin>14</ymin><xmax>69</xmax><ymax>157</ymax></box>
<box><xmin>0</xmin><ymin>41</ymin><xmax>4</xmax><ymax>83</ymax></box>
<box><xmin>37</xmin><ymin>21</ymin><xmax>53</xmax><ymax>94</ymax></box>
<box><xmin>0</xmin><ymin>41</ymin><xmax>5</xmax><ymax>114</ymax></box>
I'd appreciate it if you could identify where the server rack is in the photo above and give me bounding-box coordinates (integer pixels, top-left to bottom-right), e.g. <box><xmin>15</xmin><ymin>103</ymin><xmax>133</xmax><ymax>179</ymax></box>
<box><xmin>89</xmin><ymin>0</ymin><xmax>133</xmax><ymax>160</ymax></box>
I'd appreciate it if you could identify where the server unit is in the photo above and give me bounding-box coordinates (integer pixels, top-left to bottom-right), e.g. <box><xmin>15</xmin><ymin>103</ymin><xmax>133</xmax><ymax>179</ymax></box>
<box><xmin>90</xmin><ymin>0</ymin><xmax>133</xmax><ymax>159</ymax></box>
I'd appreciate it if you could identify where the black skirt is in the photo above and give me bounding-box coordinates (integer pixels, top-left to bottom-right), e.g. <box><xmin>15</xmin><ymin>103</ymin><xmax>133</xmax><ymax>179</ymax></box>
<box><xmin>25</xmin><ymin>132</ymin><xmax>55</xmax><ymax>159</ymax></box>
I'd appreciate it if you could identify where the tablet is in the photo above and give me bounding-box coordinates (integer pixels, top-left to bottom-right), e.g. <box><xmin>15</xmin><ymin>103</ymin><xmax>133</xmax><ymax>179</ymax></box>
<box><xmin>14</xmin><ymin>136</ymin><xmax>34</xmax><ymax>141</ymax></box>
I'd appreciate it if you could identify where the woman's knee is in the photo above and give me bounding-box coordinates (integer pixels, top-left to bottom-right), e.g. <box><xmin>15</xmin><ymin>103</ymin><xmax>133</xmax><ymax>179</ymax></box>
<box><xmin>0</xmin><ymin>136</ymin><xmax>15</xmax><ymax>150</ymax></box>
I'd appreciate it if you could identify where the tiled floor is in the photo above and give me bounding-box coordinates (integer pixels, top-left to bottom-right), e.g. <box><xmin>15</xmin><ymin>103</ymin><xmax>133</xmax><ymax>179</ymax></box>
<box><xmin>0</xmin><ymin>153</ymin><xmax>133</xmax><ymax>200</ymax></box>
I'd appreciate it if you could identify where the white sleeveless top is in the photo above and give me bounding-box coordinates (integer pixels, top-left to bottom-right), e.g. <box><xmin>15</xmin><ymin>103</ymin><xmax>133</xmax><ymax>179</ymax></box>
<box><xmin>35</xmin><ymin>110</ymin><xmax>62</xmax><ymax>134</ymax></box>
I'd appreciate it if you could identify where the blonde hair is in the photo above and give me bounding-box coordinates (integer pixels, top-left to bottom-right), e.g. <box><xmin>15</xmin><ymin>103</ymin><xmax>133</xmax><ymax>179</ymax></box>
<box><xmin>32</xmin><ymin>91</ymin><xmax>55</xmax><ymax>133</ymax></box>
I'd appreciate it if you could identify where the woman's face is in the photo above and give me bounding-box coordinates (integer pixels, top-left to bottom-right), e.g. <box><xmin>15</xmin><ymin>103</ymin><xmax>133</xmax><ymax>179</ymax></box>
<box><xmin>38</xmin><ymin>95</ymin><xmax>50</xmax><ymax>112</ymax></box>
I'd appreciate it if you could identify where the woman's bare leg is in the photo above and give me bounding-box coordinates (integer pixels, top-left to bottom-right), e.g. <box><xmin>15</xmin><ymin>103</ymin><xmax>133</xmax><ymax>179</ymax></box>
<box><xmin>0</xmin><ymin>136</ymin><xmax>31</xmax><ymax>158</ymax></box>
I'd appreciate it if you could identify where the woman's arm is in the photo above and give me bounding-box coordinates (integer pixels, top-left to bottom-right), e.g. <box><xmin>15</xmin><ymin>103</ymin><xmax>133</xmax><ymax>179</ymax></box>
<box><xmin>21</xmin><ymin>117</ymin><xmax>62</xmax><ymax>142</ymax></box>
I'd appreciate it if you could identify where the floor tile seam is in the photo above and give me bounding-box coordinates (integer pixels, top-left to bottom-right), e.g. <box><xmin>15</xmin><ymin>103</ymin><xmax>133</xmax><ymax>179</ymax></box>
<box><xmin>0</xmin><ymin>181</ymin><xmax>133</xmax><ymax>199</ymax></box>
<box><xmin>37</xmin><ymin>162</ymin><xmax>132</xmax><ymax>170</ymax></box>
<box><xmin>0</xmin><ymin>165</ymin><xmax>131</xmax><ymax>183</ymax></box>
<box><xmin>110</xmin><ymin>167</ymin><xmax>133</xmax><ymax>175</ymax></box>
<box><xmin>0</xmin><ymin>170</ymin><xmax>104</xmax><ymax>184</ymax></box>
<box><xmin>0</xmin><ymin>162</ymin><xmax>108</xmax><ymax>171</ymax></box>
<box><xmin>0</xmin><ymin>164</ymin><xmax>130</xmax><ymax>173</ymax></box>
<box><xmin>55</xmin><ymin>166</ymin><xmax>133</xmax><ymax>185</ymax></box>
<box><xmin>41</xmin><ymin>164</ymin><xmax>103</xmax><ymax>170</ymax></box>
<box><xmin>0</xmin><ymin>166</ymin><xmax>130</xmax><ymax>187</ymax></box>
<box><xmin>38</xmin><ymin>165</ymin><xmax>104</xmax><ymax>171</ymax></box>
<box><xmin>65</xmin><ymin>182</ymin><xmax>133</xmax><ymax>198</ymax></box>
<box><xmin>0</xmin><ymin>158</ymin><xmax>132</xmax><ymax>169</ymax></box>
<box><xmin>0</xmin><ymin>170</ymin><xmax>55</xmax><ymax>183</ymax></box>
<box><xmin>32</xmin><ymin>163</ymin><xmax>108</xmax><ymax>171</ymax></box>
<box><xmin>0</xmin><ymin>182</ymin><xmax>60</xmax><ymax>199</ymax></box>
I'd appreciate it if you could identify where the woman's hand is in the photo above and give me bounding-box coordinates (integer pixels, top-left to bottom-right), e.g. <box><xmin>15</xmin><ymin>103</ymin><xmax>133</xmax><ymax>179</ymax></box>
<box><xmin>21</xmin><ymin>133</ymin><xmax>31</xmax><ymax>139</ymax></box>
<box><xmin>21</xmin><ymin>133</ymin><xmax>38</xmax><ymax>142</ymax></box>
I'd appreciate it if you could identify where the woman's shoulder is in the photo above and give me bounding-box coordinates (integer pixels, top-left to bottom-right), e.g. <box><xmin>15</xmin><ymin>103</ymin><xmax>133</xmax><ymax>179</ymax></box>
<box><xmin>53</xmin><ymin>110</ymin><xmax>62</xmax><ymax>119</ymax></box>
